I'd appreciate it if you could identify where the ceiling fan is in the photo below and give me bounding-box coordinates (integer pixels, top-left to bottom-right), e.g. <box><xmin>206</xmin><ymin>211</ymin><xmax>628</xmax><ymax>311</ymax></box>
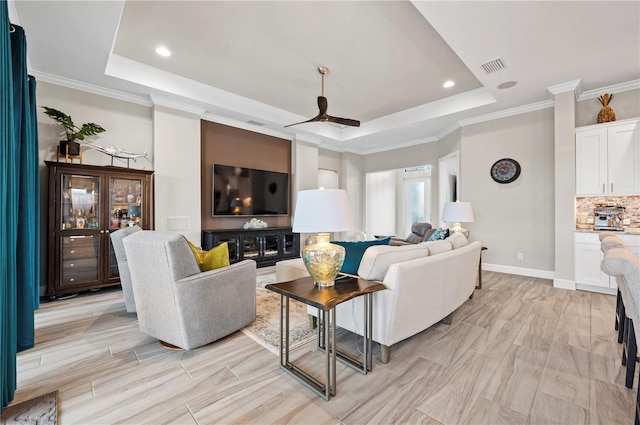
<box><xmin>285</xmin><ymin>66</ymin><xmax>360</xmax><ymax>128</ymax></box>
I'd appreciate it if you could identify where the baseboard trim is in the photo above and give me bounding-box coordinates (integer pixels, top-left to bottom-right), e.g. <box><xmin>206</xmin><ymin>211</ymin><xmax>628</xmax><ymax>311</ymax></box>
<box><xmin>576</xmin><ymin>283</ymin><xmax>616</xmax><ymax>295</ymax></box>
<box><xmin>553</xmin><ymin>278</ymin><xmax>576</xmax><ymax>290</ymax></box>
<box><xmin>483</xmin><ymin>263</ymin><xmax>554</xmax><ymax>280</ymax></box>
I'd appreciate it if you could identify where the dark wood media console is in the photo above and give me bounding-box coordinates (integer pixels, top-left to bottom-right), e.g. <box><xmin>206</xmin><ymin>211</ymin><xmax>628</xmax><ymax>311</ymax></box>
<box><xmin>202</xmin><ymin>227</ymin><xmax>300</xmax><ymax>268</ymax></box>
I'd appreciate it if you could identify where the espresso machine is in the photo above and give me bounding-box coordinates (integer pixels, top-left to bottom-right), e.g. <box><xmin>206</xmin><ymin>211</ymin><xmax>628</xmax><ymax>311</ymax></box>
<box><xmin>594</xmin><ymin>204</ymin><xmax>625</xmax><ymax>231</ymax></box>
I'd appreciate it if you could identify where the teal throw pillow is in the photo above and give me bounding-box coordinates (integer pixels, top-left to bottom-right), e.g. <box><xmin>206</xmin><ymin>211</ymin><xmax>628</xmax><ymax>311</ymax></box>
<box><xmin>331</xmin><ymin>237</ymin><xmax>391</xmax><ymax>275</ymax></box>
<box><xmin>427</xmin><ymin>228</ymin><xmax>450</xmax><ymax>241</ymax></box>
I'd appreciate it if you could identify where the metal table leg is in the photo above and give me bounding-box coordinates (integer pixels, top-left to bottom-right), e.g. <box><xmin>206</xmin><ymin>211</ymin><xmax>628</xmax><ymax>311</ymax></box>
<box><xmin>279</xmin><ymin>298</ymin><xmax>336</xmax><ymax>400</ymax></box>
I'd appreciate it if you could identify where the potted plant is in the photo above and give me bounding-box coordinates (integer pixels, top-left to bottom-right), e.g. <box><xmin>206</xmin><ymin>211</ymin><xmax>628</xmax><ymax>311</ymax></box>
<box><xmin>42</xmin><ymin>106</ymin><xmax>106</xmax><ymax>156</ymax></box>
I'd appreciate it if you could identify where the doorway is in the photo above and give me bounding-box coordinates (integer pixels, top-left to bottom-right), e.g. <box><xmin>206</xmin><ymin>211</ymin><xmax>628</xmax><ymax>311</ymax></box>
<box><xmin>401</xmin><ymin>174</ymin><xmax>431</xmax><ymax>236</ymax></box>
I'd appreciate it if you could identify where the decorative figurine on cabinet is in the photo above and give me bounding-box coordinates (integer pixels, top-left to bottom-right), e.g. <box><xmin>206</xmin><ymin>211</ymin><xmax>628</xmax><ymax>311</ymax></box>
<box><xmin>597</xmin><ymin>93</ymin><xmax>616</xmax><ymax>123</ymax></box>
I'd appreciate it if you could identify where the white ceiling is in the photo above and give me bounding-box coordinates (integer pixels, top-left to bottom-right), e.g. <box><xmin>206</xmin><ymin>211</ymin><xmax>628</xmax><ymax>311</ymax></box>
<box><xmin>10</xmin><ymin>0</ymin><xmax>640</xmax><ymax>154</ymax></box>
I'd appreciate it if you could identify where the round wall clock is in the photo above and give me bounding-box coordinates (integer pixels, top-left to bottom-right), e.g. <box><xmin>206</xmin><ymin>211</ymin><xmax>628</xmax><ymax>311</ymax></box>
<box><xmin>490</xmin><ymin>158</ymin><xmax>521</xmax><ymax>184</ymax></box>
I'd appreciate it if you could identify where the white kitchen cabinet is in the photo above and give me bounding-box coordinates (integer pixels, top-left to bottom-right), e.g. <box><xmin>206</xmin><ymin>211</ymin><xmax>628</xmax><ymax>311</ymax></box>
<box><xmin>575</xmin><ymin>118</ymin><xmax>640</xmax><ymax>196</ymax></box>
<box><xmin>574</xmin><ymin>232</ymin><xmax>640</xmax><ymax>294</ymax></box>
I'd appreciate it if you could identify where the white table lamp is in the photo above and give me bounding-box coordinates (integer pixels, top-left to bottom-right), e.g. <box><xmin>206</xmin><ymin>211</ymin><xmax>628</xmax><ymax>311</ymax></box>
<box><xmin>442</xmin><ymin>201</ymin><xmax>474</xmax><ymax>237</ymax></box>
<box><xmin>292</xmin><ymin>189</ymin><xmax>353</xmax><ymax>287</ymax></box>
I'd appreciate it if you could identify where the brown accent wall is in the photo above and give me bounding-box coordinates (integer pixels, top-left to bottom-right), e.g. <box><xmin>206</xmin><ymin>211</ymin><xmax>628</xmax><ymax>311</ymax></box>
<box><xmin>201</xmin><ymin>120</ymin><xmax>292</xmax><ymax>230</ymax></box>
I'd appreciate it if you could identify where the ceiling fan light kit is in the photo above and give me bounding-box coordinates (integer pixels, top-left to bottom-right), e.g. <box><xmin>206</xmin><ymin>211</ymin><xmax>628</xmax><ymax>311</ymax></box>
<box><xmin>285</xmin><ymin>66</ymin><xmax>360</xmax><ymax>128</ymax></box>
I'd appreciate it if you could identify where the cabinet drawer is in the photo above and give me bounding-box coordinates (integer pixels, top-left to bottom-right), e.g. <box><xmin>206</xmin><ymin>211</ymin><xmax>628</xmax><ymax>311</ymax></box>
<box><xmin>63</xmin><ymin>236</ymin><xmax>97</xmax><ymax>247</ymax></box>
<box><xmin>62</xmin><ymin>257</ymin><xmax>98</xmax><ymax>272</ymax></box>
<box><xmin>62</xmin><ymin>270</ymin><xmax>99</xmax><ymax>285</ymax></box>
<box><xmin>62</xmin><ymin>244</ymin><xmax>97</xmax><ymax>259</ymax></box>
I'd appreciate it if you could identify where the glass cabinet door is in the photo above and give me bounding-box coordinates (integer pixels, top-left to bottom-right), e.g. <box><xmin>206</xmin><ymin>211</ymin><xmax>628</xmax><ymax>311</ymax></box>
<box><xmin>61</xmin><ymin>174</ymin><xmax>100</xmax><ymax>230</ymax></box>
<box><xmin>243</xmin><ymin>236</ymin><xmax>260</xmax><ymax>260</ymax></box>
<box><xmin>282</xmin><ymin>233</ymin><xmax>298</xmax><ymax>256</ymax></box>
<box><xmin>263</xmin><ymin>234</ymin><xmax>279</xmax><ymax>259</ymax></box>
<box><xmin>216</xmin><ymin>235</ymin><xmax>240</xmax><ymax>263</ymax></box>
<box><xmin>109</xmin><ymin>177</ymin><xmax>144</xmax><ymax>230</ymax></box>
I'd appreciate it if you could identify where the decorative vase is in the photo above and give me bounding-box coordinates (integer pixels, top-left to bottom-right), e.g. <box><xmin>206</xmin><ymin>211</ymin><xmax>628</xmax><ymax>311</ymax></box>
<box><xmin>301</xmin><ymin>233</ymin><xmax>345</xmax><ymax>287</ymax></box>
<box><xmin>597</xmin><ymin>93</ymin><xmax>616</xmax><ymax>123</ymax></box>
<box><xmin>60</xmin><ymin>140</ymin><xmax>80</xmax><ymax>156</ymax></box>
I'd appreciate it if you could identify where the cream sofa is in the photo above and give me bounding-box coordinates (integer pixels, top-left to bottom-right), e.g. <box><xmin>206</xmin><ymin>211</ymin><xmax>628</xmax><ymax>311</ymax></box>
<box><xmin>276</xmin><ymin>233</ymin><xmax>481</xmax><ymax>362</ymax></box>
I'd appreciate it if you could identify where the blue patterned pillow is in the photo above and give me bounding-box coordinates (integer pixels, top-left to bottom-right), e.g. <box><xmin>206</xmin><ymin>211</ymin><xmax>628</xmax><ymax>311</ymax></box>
<box><xmin>331</xmin><ymin>237</ymin><xmax>391</xmax><ymax>275</ymax></box>
<box><xmin>427</xmin><ymin>228</ymin><xmax>449</xmax><ymax>241</ymax></box>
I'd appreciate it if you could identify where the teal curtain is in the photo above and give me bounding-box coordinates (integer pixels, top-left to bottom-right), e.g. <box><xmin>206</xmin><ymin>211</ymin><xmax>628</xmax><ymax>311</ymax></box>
<box><xmin>1</xmin><ymin>0</ymin><xmax>40</xmax><ymax>409</ymax></box>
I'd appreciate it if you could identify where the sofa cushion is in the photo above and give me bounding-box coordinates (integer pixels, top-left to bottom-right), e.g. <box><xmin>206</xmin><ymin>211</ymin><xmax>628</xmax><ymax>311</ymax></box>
<box><xmin>188</xmin><ymin>241</ymin><xmax>230</xmax><ymax>272</ymax></box>
<box><xmin>421</xmin><ymin>240</ymin><xmax>453</xmax><ymax>255</ymax></box>
<box><xmin>332</xmin><ymin>237</ymin><xmax>391</xmax><ymax>275</ymax></box>
<box><xmin>427</xmin><ymin>228</ymin><xmax>449</xmax><ymax>241</ymax></box>
<box><xmin>447</xmin><ymin>232</ymin><xmax>469</xmax><ymax>249</ymax></box>
<box><xmin>358</xmin><ymin>244</ymin><xmax>428</xmax><ymax>280</ymax></box>
<box><xmin>601</xmin><ymin>247</ymin><xmax>640</xmax><ymax>276</ymax></box>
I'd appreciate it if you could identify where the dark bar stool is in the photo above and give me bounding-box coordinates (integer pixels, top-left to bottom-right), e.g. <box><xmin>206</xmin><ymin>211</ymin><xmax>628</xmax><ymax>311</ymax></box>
<box><xmin>617</xmin><ymin>288</ymin><xmax>626</xmax><ymax>342</ymax></box>
<box><xmin>601</xmin><ymin>248</ymin><xmax>638</xmax><ymax>389</ymax></box>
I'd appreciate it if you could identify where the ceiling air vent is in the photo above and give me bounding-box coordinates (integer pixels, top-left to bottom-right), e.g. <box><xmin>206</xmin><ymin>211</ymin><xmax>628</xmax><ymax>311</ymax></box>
<box><xmin>481</xmin><ymin>58</ymin><xmax>505</xmax><ymax>74</ymax></box>
<box><xmin>247</xmin><ymin>120</ymin><xmax>265</xmax><ymax>127</ymax></box>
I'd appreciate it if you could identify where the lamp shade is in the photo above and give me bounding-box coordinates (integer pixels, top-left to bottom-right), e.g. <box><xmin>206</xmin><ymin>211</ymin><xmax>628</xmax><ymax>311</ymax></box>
<box><xmin>442</xmin><ymin>201</ymin><xmax>475</xmax><ymax>223</ymax></box>
<box><xmin>292</xmin><ymin>189</ymin><xmax>353</xmax><ymax>233</ymax></box>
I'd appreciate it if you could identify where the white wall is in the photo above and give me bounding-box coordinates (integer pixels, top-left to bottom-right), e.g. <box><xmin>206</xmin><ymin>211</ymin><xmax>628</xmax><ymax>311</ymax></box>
<box><xmin>152</xmin><ymin>105</ymin><xmax>201</xmax><ymax>244</ymax></box>
<box><xmin>37</xmin><ymin>82</ymin><xmax>153</xmax><ymax>169</ymax></box>
<box><xmin>461</xmin><ymin>108</ymin><xmax>555</xmax><ymax>276</ymax></box>
<box><xmin>291</xmin><ymin>140</ymin><xmax>319</xmax><ymax>245</ymax></box>
<box><xmin>552</xmin><ymin>90</ymin><xmax>577</xmax><ymax>287</ymax></box>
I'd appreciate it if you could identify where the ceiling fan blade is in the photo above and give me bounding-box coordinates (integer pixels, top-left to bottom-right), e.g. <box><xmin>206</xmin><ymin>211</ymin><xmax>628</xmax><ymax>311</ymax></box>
<box><xmin>285</xmin><ymin>96</ymin><xmax>330</xmax><ymax>128</ymax></box>
<box><xmin>327</xmin><ymin>115</ymin><xmax>360</xmax><ymax>127</ymax></box>
<box><xmin>284</xmin><ymin>114</ymin><xmax>322</xmax><ymax>128</ymax></box>
<box><xmin>317</xmin><ymin>96</ymin><xmax>328</xmax><ymax>115</ymax></box>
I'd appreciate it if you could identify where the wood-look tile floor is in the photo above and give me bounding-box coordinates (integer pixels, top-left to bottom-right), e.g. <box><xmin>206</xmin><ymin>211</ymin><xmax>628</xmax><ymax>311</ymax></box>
<box><xmin>9</xmin><ymin>271</ymin><xmax>636</xmax><ymax>424</ymax></box>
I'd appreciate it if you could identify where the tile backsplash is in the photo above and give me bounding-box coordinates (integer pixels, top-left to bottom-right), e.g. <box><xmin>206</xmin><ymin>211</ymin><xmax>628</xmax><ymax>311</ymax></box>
<box><xmin>576</xmin><ymin>196</ymin><xmax>640</xmax><ymax>231</ymax></box>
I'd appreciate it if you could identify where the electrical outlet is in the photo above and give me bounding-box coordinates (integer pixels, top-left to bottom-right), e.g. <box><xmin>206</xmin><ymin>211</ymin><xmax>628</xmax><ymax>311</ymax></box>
<box><xmin>517</xmin><ymin>252</ymin><xmax>524</xmax><ymax>261</ymax></box>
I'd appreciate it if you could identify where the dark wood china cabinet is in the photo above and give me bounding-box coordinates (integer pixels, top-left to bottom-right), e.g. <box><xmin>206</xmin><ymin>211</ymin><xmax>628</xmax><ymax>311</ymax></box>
<box><xmin>46</xmin><ymin>161</ymin><xmax>154</xmax><ymax>299</ymax></box>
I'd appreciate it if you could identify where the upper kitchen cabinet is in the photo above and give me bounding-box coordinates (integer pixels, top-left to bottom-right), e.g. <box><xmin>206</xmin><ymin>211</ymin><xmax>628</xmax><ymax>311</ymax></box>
<box><xmin>576</xmin><ymin>118</ymin><xmax>640</xmax><ymax>196</ymax></box>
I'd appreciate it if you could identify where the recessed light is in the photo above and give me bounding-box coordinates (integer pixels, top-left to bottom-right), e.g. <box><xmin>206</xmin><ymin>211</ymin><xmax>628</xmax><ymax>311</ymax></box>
<box><xmin>443</xmin><ymin>80</ymin><xmax>455</xmax><ymax>88</ymax></box>
<box><xmin>498</xmin><ymin>81</ymin><xmax>517</xmax><ymax>89</ymax></box>
<box><xmin>155</xmin><ymin>46</ymin><xmax>171</xmax><ymax>57</ymax></box>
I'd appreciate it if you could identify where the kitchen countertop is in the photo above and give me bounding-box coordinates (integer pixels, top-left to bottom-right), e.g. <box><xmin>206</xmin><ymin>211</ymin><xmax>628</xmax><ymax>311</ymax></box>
<box><xmin>575</xmin><ymin>228</ymin><xmax>640</xmax><ymax>234</ymax></box>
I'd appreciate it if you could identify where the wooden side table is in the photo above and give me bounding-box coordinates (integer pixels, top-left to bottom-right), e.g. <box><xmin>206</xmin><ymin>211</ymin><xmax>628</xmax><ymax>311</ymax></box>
<box><xmin>266</xmin><ymin>275</ymin><xmax>386</xmax><ymax>400</ymax></box>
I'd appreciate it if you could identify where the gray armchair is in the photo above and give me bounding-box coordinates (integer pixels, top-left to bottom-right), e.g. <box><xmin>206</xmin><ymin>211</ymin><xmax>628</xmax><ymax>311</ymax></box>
<box><xmin>123</xmin><ymin>230</ymin><xmax>256</xmax><ymax>350</ymax></box>
<box><xmin>390</xmin><ymin>222</ymin><xmax>435</xmax><ymax>246</ymax></box>
<box><xmin>110</xmin><ymin>225</ymin><xmax>142</xmax><ymax>313</ymax></box>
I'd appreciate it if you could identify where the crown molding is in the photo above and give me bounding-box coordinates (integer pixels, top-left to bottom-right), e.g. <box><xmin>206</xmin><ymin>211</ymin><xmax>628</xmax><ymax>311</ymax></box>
<box><xmin>547</xmin><ymin>79</ymin><xmax>583</xmax><ymax>99</ymax></box>
<box><xmin>359</xmin><ymin>135</ymin><xmax>439</xmax><ymax>155</ymax></box>
<box><xmin>435</xmin><ymin>122</ymin><xmax>462</xmax><ymax>141</ymax></box>
<box><xmin>32</xmin><ymin>70</ymin><xmax>152</xmax><ymax>107</ymax></box>
<box><xmin>149</xmin><ymin>95</ymin><xmax>206</xmax><ymax>116</ymax></box>
<box><xmin>458</xmin><ymin>99</ymin><xmax>554</xmax><ymax>127</ymax></box>
<box><xmin>578</xmin><ymin>79</ymin><xmax>640</xmax><ymax>101</ymax></box>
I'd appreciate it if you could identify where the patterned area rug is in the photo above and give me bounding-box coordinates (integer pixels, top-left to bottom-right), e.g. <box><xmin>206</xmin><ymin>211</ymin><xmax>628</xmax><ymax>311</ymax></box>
<box><xmin>244</xmin><ymin>274</ymin><xmax>317</xmax><ymax>354</ymax></box>
<box><xmin>1</xmin><ymin>391</ymin><xmax>57</xmax><ymax>425</ymax></box>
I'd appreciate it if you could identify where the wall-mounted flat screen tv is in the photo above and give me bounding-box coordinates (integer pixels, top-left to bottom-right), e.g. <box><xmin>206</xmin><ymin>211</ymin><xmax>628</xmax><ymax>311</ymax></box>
<box><xmin>212</xmin><ymin>164</ymin><xmax>289</xmax><ymax>216</ymax></box>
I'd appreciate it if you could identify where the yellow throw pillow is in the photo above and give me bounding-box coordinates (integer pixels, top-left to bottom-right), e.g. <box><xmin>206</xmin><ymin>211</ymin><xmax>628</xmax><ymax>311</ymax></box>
<box><xmin>188</xmin><ymin>241</ymin><xmax>230</xmax><ymax>272</ymax></box>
